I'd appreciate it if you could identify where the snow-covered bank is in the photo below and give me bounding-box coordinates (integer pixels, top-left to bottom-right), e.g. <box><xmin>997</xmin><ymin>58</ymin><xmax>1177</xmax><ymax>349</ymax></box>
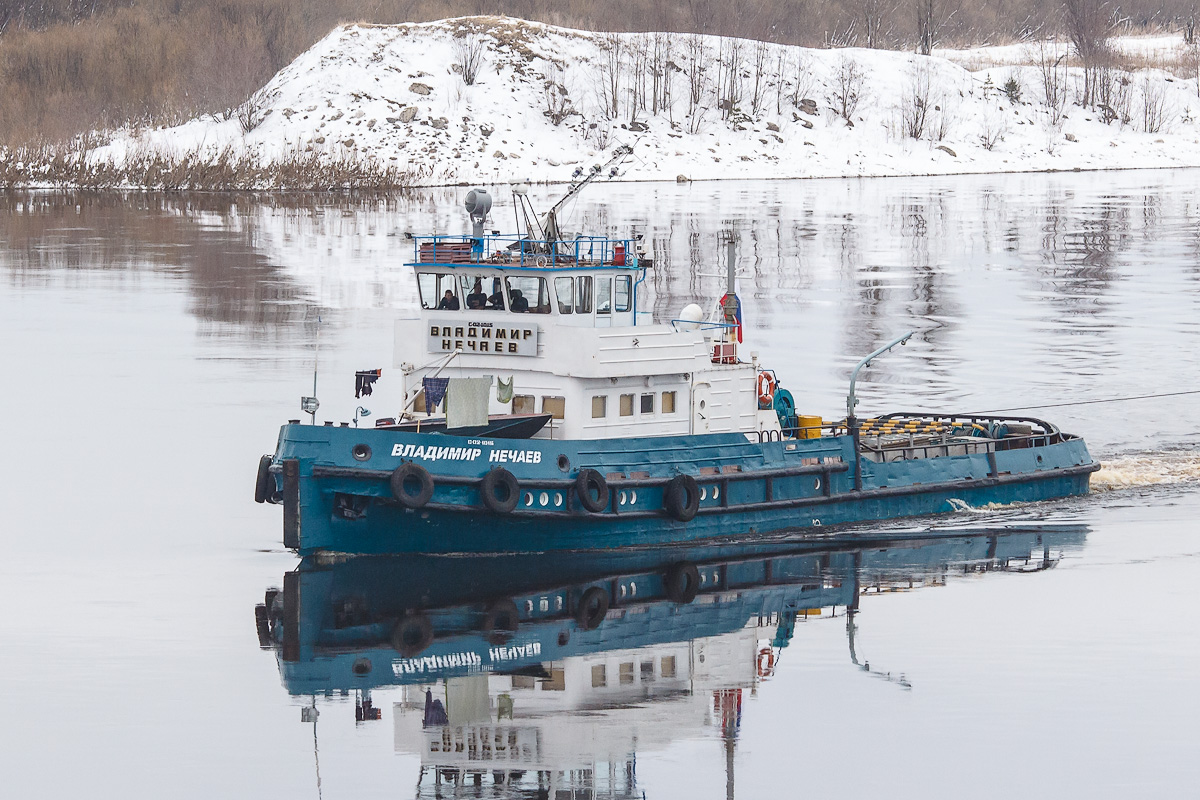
<box><xmin>91</xmin><ymin>17</ymin><xmax>1200</xmax><ymax>186</ymax></box>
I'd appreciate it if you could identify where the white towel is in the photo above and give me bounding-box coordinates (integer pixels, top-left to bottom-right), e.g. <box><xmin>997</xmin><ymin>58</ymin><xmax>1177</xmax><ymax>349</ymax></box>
<box><xmin>446</xmin><ymin>377</ymin><xmax>491</xmax><ymax>429</ymax></box>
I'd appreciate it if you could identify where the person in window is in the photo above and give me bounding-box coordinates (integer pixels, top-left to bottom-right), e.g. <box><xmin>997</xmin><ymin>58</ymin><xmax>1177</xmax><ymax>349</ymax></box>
<box><xmin>487</xmin><ymin>278</ymin><xmax>506</xmax><ymax>310</ymax></box>
<box><xmin>437</xmin><ymin>289</ymin><xmax>460</xmax><ymax>310</ymax></box>
<box><xmin>510</xmin><ymin>289</ymin><xmax>529</xmax><ymax>313</ymax></box>
<box><xmin>466</xmin><ymin>279</ymin><xmax>487</xmax><ymax>309</ymax></box>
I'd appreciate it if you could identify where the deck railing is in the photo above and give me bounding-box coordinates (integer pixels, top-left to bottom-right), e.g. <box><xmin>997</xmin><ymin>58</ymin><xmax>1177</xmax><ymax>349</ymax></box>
<box><xmin>408</xmin><ymin>233</ymin><xmax>639</xmax><ymax>269</ymax></box>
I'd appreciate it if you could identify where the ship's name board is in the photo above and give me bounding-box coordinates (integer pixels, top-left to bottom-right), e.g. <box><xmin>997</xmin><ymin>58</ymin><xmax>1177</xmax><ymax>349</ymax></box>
<box><xmin>428</xmin><ymin>319</ymin><xmax>538</xmax><ymax>357</ymax></box>
<box><xmin>390</xmin><ymin>443</ymin><xmax>542</xmax><ymax>464</ymax></box>
<box><xmin>391</xmin><ymin>642</ymin><xmax>543</xmax><ymax>676</ymax></box>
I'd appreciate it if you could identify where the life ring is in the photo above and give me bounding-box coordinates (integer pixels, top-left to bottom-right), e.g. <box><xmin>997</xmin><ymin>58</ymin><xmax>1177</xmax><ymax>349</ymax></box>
<box><xmin>757</xmin><ymin>371</ymin><xmax>777</xmax><ymax>409</ymax></box>
<box><xmin>575</xmin><ymin>586</ymin><xmax>610</xmax><ymax>630</ymax></box>
<box><xmin>663</xmin><ymin>474</ymin><xmax>700</xmax><ymax>522</ymax></box>
<box><xmin>480</xmin><ymin>467</ymin><xmax>520</xmax><ymax>513</ymax></box>
<box><xmin>254</xmin><ymin>454</ymin><xmax>274</xmax><ymax>503</ymax></box>
<box><xmin>756</xmin><ymin>647</ymin><xmax>776</xmax><ymax>678</ymax></box>
<box><xmin>664</xmin><ymin>563</ymin><xmax>700</xmax><ymax>604</ymax></box>
<box><xmin>482</xmin><ymin>599</ymin><xmax>520</xmax><ymax>644</ymax></box>
<box><xmin>575</xmin><ymin>468</ymin><xmax>610</xmax><ymax>513</ymax></box>
<box><xmin>391</xmin><ymin>613</ymin><xmax>434</xmax><ymax>657</ymax></box>
<box><xmin>390</xmin><ymin>462</ymin><xmax>435</xmax><ymax>508</ymax></box>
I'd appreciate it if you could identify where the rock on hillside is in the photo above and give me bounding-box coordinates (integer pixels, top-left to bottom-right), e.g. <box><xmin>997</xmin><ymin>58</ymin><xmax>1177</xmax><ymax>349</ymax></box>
<box><xmin>104</xmin><ymin>16</ymin><xmax>1200</xmax><ymax>185</ymax></box>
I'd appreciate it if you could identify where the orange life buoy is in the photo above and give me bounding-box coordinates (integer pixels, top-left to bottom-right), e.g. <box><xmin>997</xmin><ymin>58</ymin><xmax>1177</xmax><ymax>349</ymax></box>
<box><xmin>757</xmin><ymin>371</ymin><xmax>777</xmax><ymax>408</ymax></box>
<box><xmin>756</xmin><ymin>646</ymin><xmax>776</xmax><ymax>678</ymax></box>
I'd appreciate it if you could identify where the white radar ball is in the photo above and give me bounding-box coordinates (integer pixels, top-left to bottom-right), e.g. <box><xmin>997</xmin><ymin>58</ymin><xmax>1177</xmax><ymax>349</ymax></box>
<box><xmin>679</xmin><ymin>303</ymin><xmax>704</xmax><ymax>331</ymax></box>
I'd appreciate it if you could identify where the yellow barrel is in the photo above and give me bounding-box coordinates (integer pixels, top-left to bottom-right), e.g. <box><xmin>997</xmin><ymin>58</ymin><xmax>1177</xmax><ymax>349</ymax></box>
<box><xmin>797</xmin><ymin>415</ymin><xmax>823</xmax><ymax>439</ymax></box>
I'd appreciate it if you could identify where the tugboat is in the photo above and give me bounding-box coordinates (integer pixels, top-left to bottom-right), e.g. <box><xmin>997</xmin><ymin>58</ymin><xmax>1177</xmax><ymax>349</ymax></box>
<box><xmin>254</xmin><ymin>151</ymin><xmax>1100</xmax><ymax>555</ymax></box>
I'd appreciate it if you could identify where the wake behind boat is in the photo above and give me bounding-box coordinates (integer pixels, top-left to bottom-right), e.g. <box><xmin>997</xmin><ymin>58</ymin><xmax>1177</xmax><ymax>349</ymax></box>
<box><xmin>254</xmin><ymin>150</ymin><xmax>1099</xmax><ymax>555</ymax></box>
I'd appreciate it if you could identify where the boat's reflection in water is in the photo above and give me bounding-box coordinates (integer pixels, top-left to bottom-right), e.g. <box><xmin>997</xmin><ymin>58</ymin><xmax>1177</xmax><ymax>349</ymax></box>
<box><xmin>256</xmin><ymin>525</ymin><xmax>1086</xmax><ymax>798</ymax></box>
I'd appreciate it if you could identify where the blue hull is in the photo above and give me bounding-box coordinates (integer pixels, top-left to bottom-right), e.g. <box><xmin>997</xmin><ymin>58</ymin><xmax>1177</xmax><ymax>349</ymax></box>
<box><xmin>262</xmin><ymin>423</ymin><xmax>1099</xmax><ymax>555</ymax></box>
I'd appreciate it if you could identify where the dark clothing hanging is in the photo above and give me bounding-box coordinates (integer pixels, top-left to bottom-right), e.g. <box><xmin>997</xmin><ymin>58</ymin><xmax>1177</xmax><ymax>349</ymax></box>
<box><xmin>355</xmin><ymin>369</ymin><xmax>382</xmax><ymax>398</ymax></box>
<box><xmin>422</xmin><ymin>376</ymin><xmax>450</xmax><ymax>413</ymax></box>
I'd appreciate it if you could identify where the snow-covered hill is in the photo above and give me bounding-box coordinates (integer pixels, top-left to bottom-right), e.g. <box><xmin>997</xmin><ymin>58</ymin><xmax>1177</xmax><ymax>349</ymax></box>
<box><xmin>100</xmin><ymin>16</ymin><xmax>1200</xmax><ymax>185</ymax></box>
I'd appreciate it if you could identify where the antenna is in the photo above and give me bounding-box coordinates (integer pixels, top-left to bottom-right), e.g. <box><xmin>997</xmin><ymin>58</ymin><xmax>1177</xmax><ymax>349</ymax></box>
<box><xmin>301</xmin><ymin>315</ymin><xmax>321</xmax><ymax>424</ymax></box>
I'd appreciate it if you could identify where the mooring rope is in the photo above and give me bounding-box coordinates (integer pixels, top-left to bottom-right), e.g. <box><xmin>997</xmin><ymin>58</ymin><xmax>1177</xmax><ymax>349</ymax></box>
<box><xmin>973</xmin><ymin>388</ymin><xmax>1200</xmax><ymax>414</ymax></box>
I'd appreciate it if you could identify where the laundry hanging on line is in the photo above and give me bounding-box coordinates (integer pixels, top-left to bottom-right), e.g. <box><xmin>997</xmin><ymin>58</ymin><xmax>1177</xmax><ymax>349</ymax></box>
<box><xmin>355</xmin><ymin>369</ymin><xmax>382</xmax><ymax>398</ymax></box>
<box><xmin>446</xmin><ymin>377</ymin><xmax>491</xmax><ymax>429</ymax></box>
<box><xmin>496</xmin><ymin>376</ymin><xmax>514</xmax><ymax>404</ymax></box>
<box><xmin>422</xmin><ymin>377</ymin><xmax>449</xmax><ymax>413</ymax></box>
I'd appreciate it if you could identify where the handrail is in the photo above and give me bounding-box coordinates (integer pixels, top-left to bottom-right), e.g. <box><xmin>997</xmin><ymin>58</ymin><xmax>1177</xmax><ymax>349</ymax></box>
<box><xmin>407</xmin><ymin>233</ymin><xmax>638</xmax><ymax>269</ymax></box>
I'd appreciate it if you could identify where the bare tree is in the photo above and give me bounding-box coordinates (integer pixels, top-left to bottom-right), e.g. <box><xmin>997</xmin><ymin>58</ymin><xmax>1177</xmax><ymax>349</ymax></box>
<box><xmin>863</xmin><ymin>0</ymin><xmax>893</xmax><ymax>48</ymax></box>
<box><xmin>598</xmin><ymin>34</ymin><xmax>623</xmax><ymax>119</ymax></box>
<box><xmin>453</xmin><ymin>36</ymin><xmax>486</xmax><ymax>87</ymax></box>
<box><xmin>901</xmin><ymin>63</ymin><xmax>931</xmax><ymax>138</ymax></box>
<box><xmin>1142</xmin><ymin>74</ymin><xmax>1169</xmax><ymax>132</ymax></box>
<box><xmin>1063</xmin><ymin>0</ymin><xmax>1113</xmax><ymax>107</ymax></box>
<box><xmin>916</xmin><ymin>0</ymin><xmax>936</xmax><ymax>56</ymax></box>
<box><xmin>1034</xmin><ymin>40</ymin><xmax>1069</xmax><ymax>126</ymax></box>
<box><xmin>979</xmin><ymin>103</ymin><xmax>1007</xmax><ymax>149</ymax></box>
<box><xmin>684</xmin><ymin>34</ymin><xmax>710</xmax><ymax>120</ymax></box>
<box><xmin>831</xmin><ymin>55</ymin><xmax>865</xmax><ymax>124</ymax></box>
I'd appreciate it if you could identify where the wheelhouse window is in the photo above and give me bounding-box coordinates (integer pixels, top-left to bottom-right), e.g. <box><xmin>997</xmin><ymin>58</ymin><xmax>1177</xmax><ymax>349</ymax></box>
<box><xmin>591</xmin><ymin>396</ymin><xmax>607</xmax><ymax>418</ymax></box>
<box><xmin>554</xmin><ymin>277</ymin><xmax>574</xmax><ymax>314</ymax></box>
<box><xmin>619</xmin><ymin>394</ymin><xmax>634</xmax><ymax>416</ymax></box>
<box><xmin>513</xmin><ymin>395</ymin><xmax>535</xmax><ymax>414</ymax></box>
<box><xmin>576</xmin><ymin>276</ymin><xmax>593</xmax><ymax>313</ymax></box>
<box><xmin>505</xmin><ymin>276</ymin><xmax>551</xmax><ymax>314</ymax></box>
<box><xmin>418</xmin><ymin>272</ymin><xmax>460</xmax><ymax>310</ymax></box>
<box><xmin>597</xmin><ymin>276</ymin><xmax>613</xmax><ymax>314</ymax></box>
<box><xmin>542</xmin><ymin>396</ymin><xmax>566</xmax><ymax>420</ymax></box>
<box><xmin>460</xmin><ymin>274</ymin><xmax>506</xmax><ymax>310</ymax></box>
<box><xmin>640</xmin><ymin>393</ymin><xmax>655</xmax><ymax>414</ymax></box>
<box><xmin>662</xmin><ymin>391</ymin><xmax>677</xmax><ymax>414</ymax></box>
<box><xmin>615</xmin><ymin>275</ymin><xmax>632</xmax><ymax>312</ymax></box>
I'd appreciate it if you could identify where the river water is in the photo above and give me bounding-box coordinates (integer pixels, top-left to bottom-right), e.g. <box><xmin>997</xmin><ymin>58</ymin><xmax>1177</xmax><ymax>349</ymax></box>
<box><xmin>1</xmin><ymin>170</ymin><xmax>1198</xmax><ymax>798</ymax></box>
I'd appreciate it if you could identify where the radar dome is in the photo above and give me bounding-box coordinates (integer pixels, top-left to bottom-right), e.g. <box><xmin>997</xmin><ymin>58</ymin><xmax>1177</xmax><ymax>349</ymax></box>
<box><xmin>678</xmin><ymin>303</ymin><xmax>704</xmax><ymax>330</ymax></box>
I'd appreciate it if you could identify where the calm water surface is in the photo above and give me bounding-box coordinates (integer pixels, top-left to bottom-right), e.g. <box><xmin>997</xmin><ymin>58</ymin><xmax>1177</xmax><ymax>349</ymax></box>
<box><xmin>1</xmin><ymin>171</ymin><xmax>1198</xmax><ymax>798</ymax></box>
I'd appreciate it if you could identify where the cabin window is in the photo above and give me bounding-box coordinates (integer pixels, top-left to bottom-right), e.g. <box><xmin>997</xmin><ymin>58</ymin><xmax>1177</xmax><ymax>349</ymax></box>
<box><xmin>513</xmin><ymin>395</ymin><xmax>535</xmax><ymax>414</ymax></box>
<box><xmin>640</xmin><ymin>661</ymin><xmax>654</xmax><ymax>682</ymax></box>
<box><xmin>640</xmin><ymin>393</ymin><xmax>655</xmax><ymax>414</ymax></box>
<box><xmin>662</xmin><ymin>391</ymin><xmax>676</xmax><ymax>414</ymax></box>
<box><xmin>576</xmin><ymin>276</ymin><xmax>593</xmax><ymax>313</ymax></box>
<box><xmin>591</xmin><ymin>664</ymin><xmax>606</xmax><ymax>687</ymax></box>
<box><xmin>505</xmin><ymin>276</ymin><xmax>551</xmax><ymax>314</ymax></box>
<box><xmin>596</xmin><ymin>276</ymin><xmax>613</xmax><ymax>314</ymax></box>
<box><xmin>591</xmin><ymin>396</ymin><xmax>607</xmax><ymax>418</ymax></box>
<box><xmin>554</xmin><ymin>277</ymin><xmax>574</xmax><ymax>313</ymax></box>
<box><xmin>660</xmin><ymin>656</ymin><xmax>676</xmax><ymax>678</ymax></box>
<box><xmin>418</xmin><ymin>272</ymin><xmax>460</xmax><ymax>310</ymax></box>
<box><xmin>614</xmin><ymin>275</ymin><xmax>632</xmax><ymax>312</ymax></box>
<box><xmin>619</xmin><ymin>662</ymin><xmax>635</xmax><ymax>684</ymax></box>
<box><xmin>460</xmin><ymin>274</ymin><xmax>505</xmax><ymax>310</ymax></box>
<box><xmin>544</xmin><ymin>667</ymin><xmax>566</xmax><ymax>691</ymax></box>
<box><xmin>619</xmin><ymin>394</ymin><xmax>634</xmax><ymax>416</ymax></box>
<box><xmin>542</xmin><ymin>396</ymin><xmax>566</xmax><ymax>420</ymax></box>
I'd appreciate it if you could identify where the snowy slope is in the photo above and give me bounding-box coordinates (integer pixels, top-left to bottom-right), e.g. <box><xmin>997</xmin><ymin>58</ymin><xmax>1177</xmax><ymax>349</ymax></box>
<box><xmin>99</xmin><ymin>16</ymin><xmax>1200</xmax><ymax>185</ymax></box>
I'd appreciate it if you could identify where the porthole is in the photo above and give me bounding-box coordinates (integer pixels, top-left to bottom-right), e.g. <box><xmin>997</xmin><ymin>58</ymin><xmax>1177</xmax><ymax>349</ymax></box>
<box><xmin>620</xmin><ymin>584</ymin><xmax>628</xmax><ymax>598</ymax></box>
<box><xmin>525</xmin><ymin>600</ymin><xmax>534</xmax><ymax>612</ymax></box>
<box><xmin>629</xmin><ymin>490</ymin><xmax>637</xmax><ymax>503</ymax></box>
<box><xmin>557</xmin><ymin>454</ymin><xmax>571</xmax><ymax>472</ymax></box>
<box><xmin>630</xmin><ymin>582</ymin><xmax>637</xmax><ymax>596</ymax></box>
<box><xmin>524</xmin><ymin>492</ymin><xmax>535</xmax><ymax>507</ymax></box>
<box><xmin>814</xmin><ymin>478</ymin><xmax>821</xmax><ymax>490</ymax></box>
<box><xmin>619</xmin><ymin>490</ymin><xmax>628</xmax><ymax>505</ymax></box>
<box><xmin>351</xmin><ymin>443</ymin><xmax>372</xmax><ymax>462</ymax></box>
<box><xmin>554</xmin><ymin>492</ymin><xmax>563</xmax><ymax>507</ymax></box>
<box><xmin>539</xmin><ymin>491</ymin><xmax>550</xmax><ymax>506</ymax></box>
<box><xmin>713</xmin><ymin>486</ymin><xmax>720</xmax><ymax>499</ymax></box>
<box><xmin>352</xmin><ymin>657</ymin><xmax>372</xmax><ymax>676</ymax></box>
<box><xmin>700</xmin><ymin>487</ymin><xmax>708</xmax><ymax>501</ymax></box>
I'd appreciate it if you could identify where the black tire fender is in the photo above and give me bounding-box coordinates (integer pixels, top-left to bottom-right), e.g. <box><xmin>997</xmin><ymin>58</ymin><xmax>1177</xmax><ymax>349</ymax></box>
<box><xmin>574</xmin><ymin>468</ymin><xmax>610</xmax><ymax>513</ymax></box>
<box><xmin>391</xmin><ymin>613</ymin><xmax>434</xmax><ymax>658</ymax></box>
<box><xmin>254</xmin><ymin>455</ymin><xmax>273</xmax><ymax>503</ymax></box>
<box><xmin>664</xmin><ymin>563</ymin><xmax>701</xmax><ymax>604</ymax></box>
<box><xmin>663</xmin><ymin>474</ymin><xmax>700</xmax><ymax>522</ymax></box>
<box><xmin>575</xmin><ymin>586</ymin><xmax>610</xmax><ymax>631</ymax></box>
<box><xmin>482</xmin><ymin>598</ymin><xmax>520</xmax><ymax>644</ymax></box>
<box><xmin>390</xmin><ymin>462</ymin><xmax>435</xmax><ymax>508</ymax></box>
<box><xmin>480</xmin><ymin>467</ymin><xmax>520</xmax><ymax>513</ymax></box>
